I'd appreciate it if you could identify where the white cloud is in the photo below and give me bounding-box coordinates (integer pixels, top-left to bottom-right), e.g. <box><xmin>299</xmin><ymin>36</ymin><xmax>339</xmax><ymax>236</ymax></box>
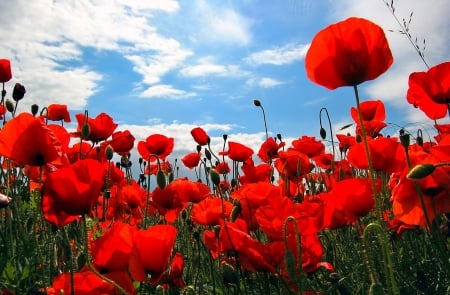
<box><xmin>140</xmin><ymin>84</ymin><xmax>196</xmax><ymax>99</ymax></box>
<box><xmin>180</xmin><ymin>57</ymin><xmax>248</xmax><ymax>78</ymax></box>
<box><xmin>246</xmin><ymin>77</ymin><xmax>286</xmax><ymax>88</ymax></box>
<box><xmin>258</xmin><ymin>77</ymin><xmax>285</xmax><ymax>88</ymax></box>
<box><xmin>0</xmin><ymin>0</ymin><xmax>192</xmax><ymax>112</ymax></box>
<box><xmin>245</xmin><ymin>43</ymin><xmax>310</xmax><ymax>66</ymax></box>
<box><xmin>193</xmin><ymin>0</ymin><xmax>253</xmax><ymax>46</ymax></box>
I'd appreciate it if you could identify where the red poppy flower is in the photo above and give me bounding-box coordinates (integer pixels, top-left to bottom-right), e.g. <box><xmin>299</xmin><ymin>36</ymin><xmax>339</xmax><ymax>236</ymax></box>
<box><xmin>191</xmin><ymin>197</ymin><xmax>233</xmax><ymax>226</ymax></box>
<box><xmin>75</xmin><ymin>112</ymin><xmax>118</xmax><ymax>143</ymax></box>
<box><xmin>0</xmin><ymin>113</ymin><xmax>63</xmax><ymax>166</ymax></box>
<box><xmin>291</xmin><ymin>136</ymin><xmax>325</xmax><ymax>158</ymax></box>
<box><xmin>115</xmin><ymin>179</ymin><xmax>146</xmax><ymax>209</ymax></box>
<box><xmin>145</xmin><ymin>160</ymin><xmax>173</xmax><ymax>175</ymax></box>
<box><xmin>215</xmin><ymin>161</ymin><xmax>231</xmax><ymax>174</ymax></box>
<box><xmin>274</xmin><ymin>149</ymin><xmax>313</xmax><ymax>180</ymax></box>
<box><xmin>0</xmin><ymin>59</ymin><xmax>12</xmax><ymax>83</ymax></box>
<box><xmin>106</xmin><ymin>130</ymin><xmax>135</xmax><ymax>156</ymax></box>
<box><xmin>231</xmin><ymin>182</ymin><xmax>280</xmax><ymax>229</ymax></box>
<box><xmin>347</xmin><ymin>136</ymin><xmax>406</xmax><ymax>173</ymax></box>
<box><xmin>138</xmin><ymin>134</ymin><xmax>174</xmax><ymax>161</ymax></box>
<box><xmin>257</xmin><ymin>137</ymin><xmax>284</xmax><ymax>163</ymax></box>
<box><xmin>41</xmin><ymin>159</ymin><xmax>104</xmax><ymax>227</ymax></box>
<box><xmin>167</xmin><ymin>178</ymin><xmax>211</xmax><ymax>203</ymax></box>
<box><xmin>129</xmin><ymin>225</ymin><xmax>177</xmax><ymax>284</ymax></box>
<box><xmin>256</xmin><ymin>195</ymin><xmax>322</xmax><ymax>241</ymax></box>
<box><xmin>350</xmin><ymin>99</ymin><xmax>386</xmax><ymax>122</ymax></box>
<box><xmin>406</xmin><ymin>61</ymin><xmax>450</xmax><ymax>119</ymax></box>
<box><xmin>336</xmin><ymin>133</ymin><xmax>357</xmax><ymax>154</ymax></box>
<box><xmin>225</xmin><ymin>141</ymin><xmax>254</xmax><ymax>162</ymax></box>
<box><xmin>92</xmin><ymin>221</ymin><xmax>135</xmax><ymax>272</ymax></box>
<box><xmin>191</xmin><ymin>127</ymin><xmax>210</xmax><ymax>146</ymax></box>
<box><xmin>240</xmin><ymin>158</ymin><xmax>272</xmax><ymax>184</ymax></box>
<box><xmin>181</xmin><ymin>152</ymin><xmax>201</xmax><ymax>169</ymax></box>
<box><xmin>391</xmin><ymin>147</ymin><xmax>450</xmax><ymax>226</ymax></box>
<box><xmin>219</xmin><ymin>220</ymin><xmax>276</xmax><ymax>273</ymax></box>
<box><xmin>305</xmin><ymin>17</ymin><xmax>393</xmax><ymax>89</ymax></box>
<box><xmin>151</xmin><ymin>185</ymin><xmax>184</xmax><ymax>223</ymax></box>
<box><xmin>46</xmin><ymin>104</ymin><xmax>71</xmax><ymax>122</ymax></box>
<box><xmin>321</xmin><ymin>178</ymin><xmax>378</xmax><ymax>229</ymax></box>
<box><xmin>159</xmin><ymin>252</ymin><xmax>186</xmax><ymax>289</ymax></box>
<box><xmin>48</xmin><ymin>269</ymin><xmax>136</xmax><ymax>295</ymax></box>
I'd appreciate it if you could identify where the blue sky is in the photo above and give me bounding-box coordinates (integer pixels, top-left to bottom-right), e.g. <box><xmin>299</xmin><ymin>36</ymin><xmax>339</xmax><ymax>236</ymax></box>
<box><xmin>0</xmin><ymin>0</ymin><xmax>449</xmax><ymax>175</ymax></box>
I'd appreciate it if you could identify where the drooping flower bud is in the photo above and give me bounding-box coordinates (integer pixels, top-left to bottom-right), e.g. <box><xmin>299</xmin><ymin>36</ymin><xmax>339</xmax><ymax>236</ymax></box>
<box><xmin>253</xmin><ymin>99</ymin><xmax>261</xmax><ymax>107</ymax></box>
<box><xmin>230</xmin><ymin>201</ymin><xmax>241</xmax><ymax>222</ymax></box>
<box><xmin>204</xmin><ymin>149</ymin><xmax>212</xmax><ymax>161</ymax></box>
<box><xmin>407</xmin><ymin>164</ymin><xmax>435</xmax><ymax>179</ymax></box>
<box><xmin>5</xmin><ymin>99</ymin><xmax>14</xmax><ymax>113</ymax></box>
<box><xmin>399</xmin><ymin>129</ymin><xmax>410</xmax><ymax>148</ymax></box>
<box><xmin>12</xmin><ymin>83</ymin><xmax>26</xmax><ymax>101</ymax></box>
<box><xmin>81</xmin><ymin>123</ymin><xmax>90</xmax><ymax>140</ymax></box>
<box><xmin>31</xmin><ymin>104</ymin><xmax>39</xmax><ymax>116</ymax></box>
<box><xmin>156</xmin><ymin>169</ymin><xmax>166</xmax><ymax>189</ymax></box>
<box><xmin>105</xmin><ymin>145</ymin><xmax>114</xmax><ymax>161</ymax></box>
<box><xmin>209</xmin><ymin>168</ymin><xmax>220</xmax><ymax>186</ymax></box>
<box><xmin>319</xmin><ymin>127</ymin><xmax>327</xmax><ymax>140</ymax></box>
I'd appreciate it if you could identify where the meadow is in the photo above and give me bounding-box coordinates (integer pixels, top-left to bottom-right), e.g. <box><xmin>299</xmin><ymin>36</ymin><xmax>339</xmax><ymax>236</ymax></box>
<box><xmin>0</xmin><ymin>5</ymin><xmax>448</xmax><ymax>295</ymax></box>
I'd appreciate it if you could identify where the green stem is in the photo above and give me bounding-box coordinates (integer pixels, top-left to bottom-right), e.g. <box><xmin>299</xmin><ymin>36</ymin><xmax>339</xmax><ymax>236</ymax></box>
<box><xmin>363</xmin><ymin>223</ymin><xmax>399</xmax><ymax>295</ymax></box>
<box><xmin>352</xmin><ymin>85</ymin><xmax>382</xmax><ymax>221</ymax></box>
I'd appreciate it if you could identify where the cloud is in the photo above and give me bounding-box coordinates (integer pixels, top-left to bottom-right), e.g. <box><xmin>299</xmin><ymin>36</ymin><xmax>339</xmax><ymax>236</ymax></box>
<box><xmin>0</xmin><ymin>0</ymin><xmax>192</xmax><ymax>111</ymax></box>
<box><xmin>193</xmin><ymin>0</ymin><xmax>253</xmax><ymax>46</ymax></box>
<box><xmin>246</xmin><ymin>77</ymin><xmax>285</xmax><ymax>88</ymax></box>
<box><xmin>140</xmin><ymin>84</ymin><xmax>196</xmax><ymax>99</ymax></box>
<box><xmin>245</xmin><ymin>43</ymin><xmax>310</xmax><ymax>66</ymax></box>
<box><xmin>180</xmin><ymin>57</ymin><xmax>248</xmax><ymax>78</ymax></box>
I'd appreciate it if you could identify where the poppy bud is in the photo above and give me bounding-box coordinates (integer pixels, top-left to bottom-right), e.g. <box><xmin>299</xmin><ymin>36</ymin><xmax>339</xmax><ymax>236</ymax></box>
<box><xmin>319</xmin><ymin>127</ymin><xmax>327</xmax><ymax>139</ymax></box>
<box><xmin>253</xmin><ymin>99</ymin><xmax>261</xmax><ymax>107</ymax></box>
<box><xmin>81</xmin><ymin>123</ymin><xmax>90</xmax><ymax>139</ymax></box>
<box><xmin>399</xmin><ymin>130</ymin><xmax>410</xmax><ymax>148</ymax></box>
<box><xmin>277</xmin><ymin>133</ymin><xmax>282</xmax><ymax>141</ymax></box>
<box><xmin>168</xmin><ymin>172</ymin><xmax>174</xmax><ymax>183</ymax></box>
<box><xmin>156</xmin><ymin>169</ymin><xmax>166</xmax><ymax>189</ymax></box>
<box><xmin>223</xmin><ymin>134</ymin><xmax>228</xmax><ymax>142</ymax></box>
<box><xmin>12</xmin><ymin>83</ymin><xmax>26</xmax><ymax>101</ymax></box>
<box><xmin>209</xmin><ymin>168</ymin><xmax>220</xmax><ymax>186</ymax></box>
<box><xmin>416</xmin><ymin>135</ymin><xmax>423</xmax><ymax>146</ymax></box>
<box><xmin>222</xmin><ymin>261</ymin><xmax>239</xmax><ymax>286</ymax></box>
<box><xmin>105</xmin><ymin>145</ymin><xmax>114</xmax><ymax>160</ymax></box>
<box><xmin>196</xmin><ymin>145</ymin><xmax>202</xmax><ymax>153</ymax></box>
<box><xmin>120</xmin><ymin>155</ymin><xmax>129</xmax><ymax>168</ymax></box>
<box><xmin>407</xmin><ymin>164</ymin><xmax>435</xmax><ymax>179</ymax></box>
<box><xmin>5</xmin><ymin>99</ymin><xmax>14</xmax><ymax>113</ymax></box>
<box><xmin>230</xmin><ymin>202</ymin><xmax>241</xmax><ymax>222</ymax></box>
<box><xmin>204</xmin><ymin>149</ymin><xmax>212</xmax><ymax>161</ymax></box>
<box><xmin>31</xmin><ymin>104</ymin><xmax>39</xmax><ymax>116</ymax></box>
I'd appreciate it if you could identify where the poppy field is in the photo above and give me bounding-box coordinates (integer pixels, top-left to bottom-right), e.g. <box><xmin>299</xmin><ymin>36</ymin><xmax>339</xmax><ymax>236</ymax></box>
<box><xmin>0</xmin><ymin>8</ymin><xmax>449</xmax><ymax>295</ymax></box>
